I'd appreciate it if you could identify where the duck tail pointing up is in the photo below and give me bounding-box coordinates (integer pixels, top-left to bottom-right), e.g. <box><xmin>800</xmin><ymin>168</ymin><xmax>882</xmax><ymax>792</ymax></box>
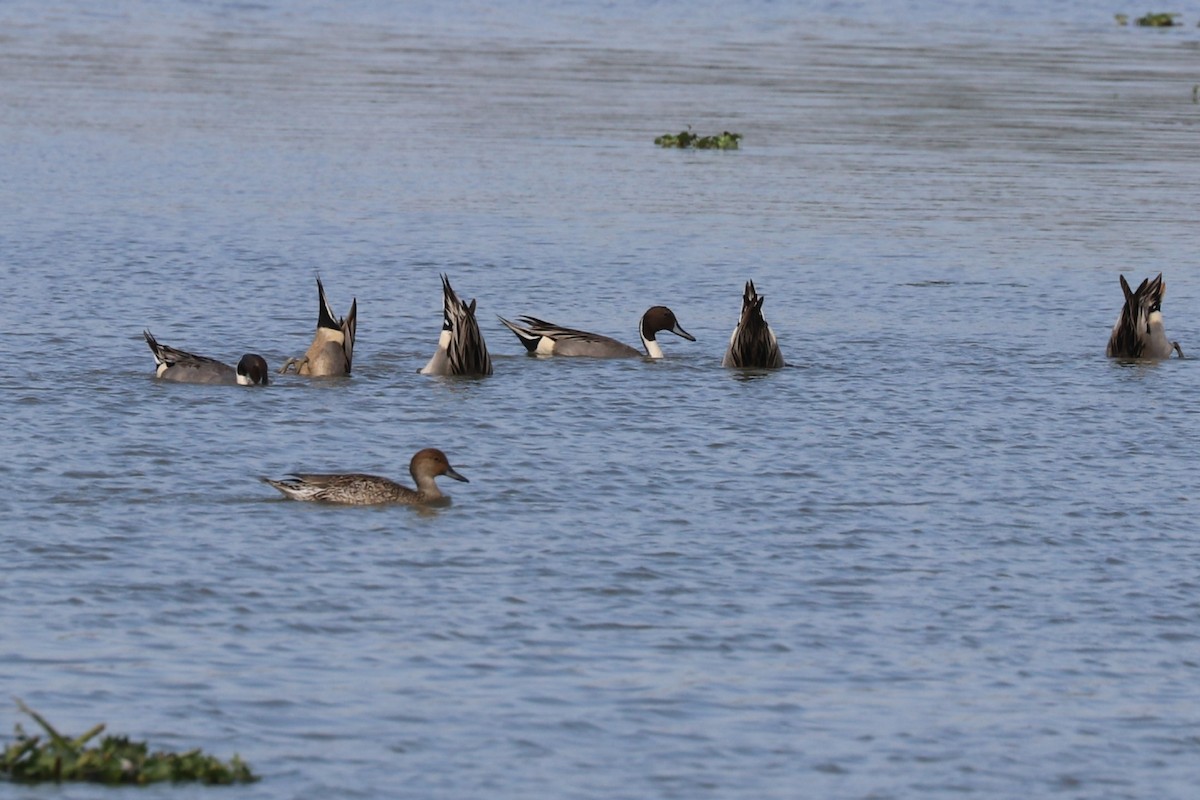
<box><xmin>498</xmin><ymin>315</ymin><xmax>541</xmax><ymax>353</ymax></box>
<box><xmin>316</xmin><ymin>276</ymin><xmax>340</xmax><ymax>332</ymax></box>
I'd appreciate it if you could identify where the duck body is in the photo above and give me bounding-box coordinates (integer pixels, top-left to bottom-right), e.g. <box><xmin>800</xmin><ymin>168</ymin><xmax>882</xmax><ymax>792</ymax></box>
<box><xmin>262</xmin><ymin>448</ymin><xmax>468</xmax><ymax>506</ymax></box>
<box><xmin>722</xmin><ymin>280</ymin><xmax>784</xmax><ymax>369</ymax></box>
<box><xmin>143</xmin><ymin>330</ymin><xmax>269</xmax><ymax>386</ymax></box>
<box><xmin>1106</xmin><ymin>273</ymin><xmax>1184</xmax><ymax>359</ymax></box>
<box><xmin>420</xmin><ymin>275</ymin><xmax>493</xmax><ymax>376</ymax></box>
<box><xmin>280</xmin><ymin>277</ymin><xmax>357</xmax><ymax>376</ymax></box>
<box><xmin>498</xmin><ymin>306</ymin><xmax>695</xmax><ymax>359</ymax></box>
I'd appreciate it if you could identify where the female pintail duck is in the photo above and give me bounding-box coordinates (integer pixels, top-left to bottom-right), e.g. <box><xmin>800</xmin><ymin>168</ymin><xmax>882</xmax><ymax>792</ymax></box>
<box><xmin>279</xmin><ymin>277</ymin><xmax>357</xmax><ymax>376</ymax></box>
<box><xmin>143</xmin><ymin>330</ymin><xmax>269</xmax><ymax>386</ymax></box>
<box><xmin>420</xmin><ymin>275</ymin><xmax>493</xmax><ymax>376</ymax></box>
<box><xmin>722</xmin><ymin>280</ymin><xmax>785</xmax><ymax>369</ymax></box>
<box><xmin>1106</xmin><ymin>273</ymin><xmax>1184</xmax><ymax>359</ymax></box>
<box><xmin>261</xmin><ymin>448</ymin><xmax>468</xmax><ymax>506</ymax></box>
<box><xmin>498</xmin><ymin>305</ymin><xmax>695</xmax><ymax>358</ymax></box>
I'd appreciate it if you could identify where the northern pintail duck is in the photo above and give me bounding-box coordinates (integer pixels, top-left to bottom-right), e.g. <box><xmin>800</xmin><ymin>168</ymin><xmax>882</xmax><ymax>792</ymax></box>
<box><xmin>420</xmin><ymin>275</ymin><xmax>493</xmax><ymax>376</ymax></box>
<box><xmin>1106</xmin><ymin>273</ymin><xmax>1184</xmax><ymax>359</ymax></box>
<box><xmin>143</xmin><ymin>330</ymin><xmax>269</xmax><ymax>386</ymax></box>
<box><xmin>279</xmin><ymin>277</ymin><xmax>357</xmax><ymax>376</ymax></box>
<box><xmin>722</xmin><ymin>280</ymin><xmax>785</xmax><ymax>369</ymax></box>
<box><xmin>498</xmin><ymin>305</ymin><xmax>695</xmax><ymax>358</ymax></box>
<box><xmin>261</xmin><ymin>448</ymin><xmax>468</xmax><ymax>506</ymax></box>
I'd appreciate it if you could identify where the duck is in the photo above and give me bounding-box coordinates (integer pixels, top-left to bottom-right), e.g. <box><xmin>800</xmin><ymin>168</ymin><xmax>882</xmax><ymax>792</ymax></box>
<box><xmin>261</xmin><ymin>448</ymin><xmax>468</xmax><ymax>506</ymax></box>
<box><xmin>498</xmin><ymin>305</ymin><xmax>695</xmax><ymax>358</ymax></box>
<box><xmin>722</xmin><ymin>280</ymin><xmax>785</xmax><ymax>369</ymax></box>
<box><xmin>279</xmin><ymin>277</ymin><xmax>357</xmax><ymax>376</ymax></box>
<box><xmin>143</xmin><ymin>330</ymin><xmax>269</xmax><ymax>386</ymax></box>
<box><xmin>420</xmin><ymin>275</ymin><xmax>493</xmax><ymax>376</ymax></box>
<box><xmin>1106</xmin><ymin>272</ymin><xmax>1184</xmax><ymax>359</ymax></box>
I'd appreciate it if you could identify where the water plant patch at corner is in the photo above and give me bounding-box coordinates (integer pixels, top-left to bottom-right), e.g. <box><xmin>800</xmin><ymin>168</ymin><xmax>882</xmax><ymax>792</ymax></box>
<box><xmin>1</xmin><ymin>700</ymin><xmax>257</xmax><ymax>785</ymax></box>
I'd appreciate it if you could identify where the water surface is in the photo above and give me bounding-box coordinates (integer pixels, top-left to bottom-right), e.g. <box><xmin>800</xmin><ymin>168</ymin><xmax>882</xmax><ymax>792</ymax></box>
<box><xmin>3</xmin><ymin>2</ymin><xmax>1200</xmax><ymax>798</ymax></box>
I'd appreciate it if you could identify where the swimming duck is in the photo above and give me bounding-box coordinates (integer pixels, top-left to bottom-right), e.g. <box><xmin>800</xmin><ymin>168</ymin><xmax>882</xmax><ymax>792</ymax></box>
<box><xmin>279</xmin><ymin>277</ymin><xmax>357</xmax><ymax>376</ymax></box>
<box><xmin>1106</xmin><ymin>273</ymin><xmax>1184</xmax><ymax>359</ymax></box>
<box><xmin>143</xmin><ymin>330</ymin><xmax>269</xmax><ymax>386</ymax></box>
<box><xmin>722</xmin><ymin>280</ymin><xmax>785</xmax><ymax>369</ymax></box>
<box><xmin>420</xmin><ymin>275</ymin><xmax>493</xmax><ymax>376</ymax></box>
<box><xmin>261</xmin><ymin>448</ymin><xmax>468</xmax><ymax>506</ymax></box>
<box><xmin>498</xmin><ymin>305</ymin><xmax>695</xmax><ymax>358</ymax></box>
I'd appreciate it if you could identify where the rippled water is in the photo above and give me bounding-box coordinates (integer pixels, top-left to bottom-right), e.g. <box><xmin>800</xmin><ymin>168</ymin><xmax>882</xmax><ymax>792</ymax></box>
<box><xmin>4</xmin><ymin>2</ymin><xmax>1200</xmax><ymax>798</ymax></box>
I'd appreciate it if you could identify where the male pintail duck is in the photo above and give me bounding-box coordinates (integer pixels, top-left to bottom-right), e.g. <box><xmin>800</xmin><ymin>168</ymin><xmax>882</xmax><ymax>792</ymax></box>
<box><xmin>1106</xmin><ymin>273</ymin><xmax>1184</xmax><ymax>359</ymax></box>
<box><xmin>722</xmin><ymin>280</ymin><xmax>785</xmax><ymax>369</ymax></box>
<box><xmin>261</xmin><ymin>448</ymin><xmax>468</xmax><ymax>506</ymax></box>
<box><xmin>279</xmin><ymin>277</ymin><xmax>357</xmax><ymax>376</ymax></box>
<box><xmin>143</xmin><ymin>330</ymin><xmax>269</xmax><ymax>386</ymax></box>
<box><xmin>420</xmin><ymin>275</ymin><xmax>493</xmax><ymax>376</ymax></box>
<box><xmin>498</xmin><ymin>305</ymin><xmax>695</xmax><ymax>358</ymax></box>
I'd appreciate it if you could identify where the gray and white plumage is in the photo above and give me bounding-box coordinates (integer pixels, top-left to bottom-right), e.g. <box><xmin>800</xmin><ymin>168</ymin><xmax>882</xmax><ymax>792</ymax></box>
<box><xmin>143</xmin><ymin>330</ymin><xmax>269</xmax><ymax>386</ymax></box>
<box><xmin>420</xmin><ymin>275</ymin><xmax>493</xmax><ymax>376</ymax></box>
<box><xmin>279</xmin><ymin>277</ymin><xmax>357</xmax><ymax>376</ymax></box>
<box><xmin>261</xmin><ymin>448</ymin><xmax>468</xmax><ymax>506</ymax></box>
<box><xmin>1106</xmin><ymin>273</ymin><xmax>1184</xmax><ymax>359</ymax></box>
<box><xmin>722</xmin><ymin>280</ymin><xmax>784</xmax><ymax>369</ymax></box>
<box><xmin>498</xmin><ymin>305</ymin><xmax>695</xmax><ymax>359</ymax></box>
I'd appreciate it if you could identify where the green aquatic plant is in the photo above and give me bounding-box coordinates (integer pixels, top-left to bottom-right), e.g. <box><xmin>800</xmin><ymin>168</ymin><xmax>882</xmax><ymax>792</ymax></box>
<box><xmin>1</xmin><ymin>701</ymin><xmax>257</xmax><ymax>785</ymax></box>
<box><xmin>654</xmin><ymin>129</ymin><xmax>742</xmax><ymax>150</ymax></box>
<box><xmin>1134</xmin><ymin>12</ymin><xmax>1180</xmax><ymax>26</ymax></box>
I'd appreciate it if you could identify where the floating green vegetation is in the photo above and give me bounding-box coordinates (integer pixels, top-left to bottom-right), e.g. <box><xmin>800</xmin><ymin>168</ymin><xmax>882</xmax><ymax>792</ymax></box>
<box><xmin>1125</xmin><ymin>12</ymin><xmax>1180</xmax><ymax>26</ymax></box>
<box><xmin>1138</xmin><ymin>12</ymin><xmax>1179</xmax><ymax>26</ymax></box>
<box><xmin>1</xmin><ymin>701</ymin><xmax>257</xmax><ymax>785</ymax></box>
<box><xmin>654</xmin><ymin>130</ymin><xmax>742</xmax><ymax>150</ymax></box>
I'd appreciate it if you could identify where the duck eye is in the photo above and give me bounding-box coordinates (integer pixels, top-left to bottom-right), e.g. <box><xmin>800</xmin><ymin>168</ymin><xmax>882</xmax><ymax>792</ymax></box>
<box><xmin>443</xmin><ymin>316</ymin><xmax>453</xmax><ymax>331</ymax></box>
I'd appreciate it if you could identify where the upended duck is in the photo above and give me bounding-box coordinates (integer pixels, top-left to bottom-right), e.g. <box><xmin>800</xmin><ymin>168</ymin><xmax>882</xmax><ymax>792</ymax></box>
<box><xmin>420</xmin><ymin>275</ymin><xmax>492</xmax><ymax>376</ymax></box>
<box><xmin>722</xmin><ymin>280</ymin><xmax>784</xmax><ymax>369</ymax></box>
<box><xmin>498</xmin><ymin>305</ymin><xmax>695</xmax><ymax>358</ymax></box>
<box><xmin>261</xmin><ymin>448</ymin><xmax>468</xmax><ymax>506</ymax></box>
<box><xmin>1106</xmin><ymin>273</ymin><xmax>1184</xmax><ymax>359</ymax></box>
<box><xmin>143</xmin><ymin>330</ymin><xmax>269</xmax><ymax>386</ymax></box>
<box><xmin>279</xmin><ymin>277</ymin><xmax>357</xmax><ymax>376</ymax></box>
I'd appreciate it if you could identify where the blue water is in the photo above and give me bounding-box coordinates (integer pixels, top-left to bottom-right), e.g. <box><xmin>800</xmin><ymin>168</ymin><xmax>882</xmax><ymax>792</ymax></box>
<box><xmin>3</xmin><ymin>2</ymin><xmax>1200</xmax><ymax>798</ymax></box>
